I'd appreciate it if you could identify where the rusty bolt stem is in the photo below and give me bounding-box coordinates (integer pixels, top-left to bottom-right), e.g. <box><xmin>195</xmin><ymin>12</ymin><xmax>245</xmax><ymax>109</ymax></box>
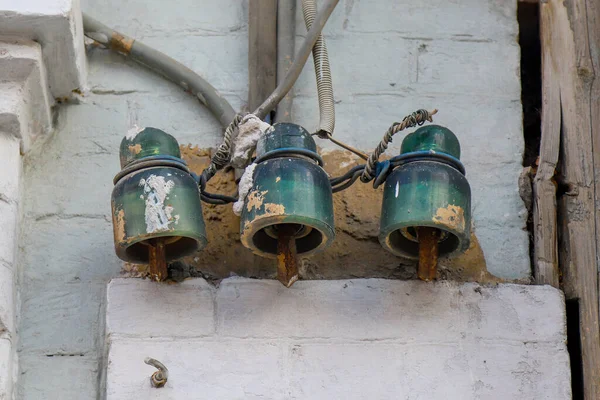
<box><xmin>148</xmin><ymin>239</ymin><xmax>167</xmax><ymax>282</ymax></box>
<box><xmin>417</xmin><ymin>227</ymin><xmax>441</xmax><ymax>281</ymax></box>
<box><xmin>276</xmin><ymin>224</ymin><xmax>299</xmax><ymax>288</ymax></box>
<box><xmin>144</xmin><ymin>357</ymin><xmax>169</xmax><ymax>388</ymax></box>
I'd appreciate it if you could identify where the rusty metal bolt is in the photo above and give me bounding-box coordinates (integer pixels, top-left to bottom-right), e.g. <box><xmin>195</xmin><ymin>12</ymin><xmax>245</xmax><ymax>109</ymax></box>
<box><xmin>144</xmin><ymin>357</ymin><xmax>169</xmax><ymax>388</ymax></box>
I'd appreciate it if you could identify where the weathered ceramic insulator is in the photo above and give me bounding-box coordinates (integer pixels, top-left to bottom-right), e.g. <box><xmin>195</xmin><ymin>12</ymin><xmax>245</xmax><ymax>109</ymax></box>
<box><xmin>379</xmin><ymin>125</ymin><xmax>471</xmax><ymax>259</ymax></box>
<box><xmin>111</xmin><ymin>127</ymin><xmax>207</xmax><ymax>263</ymax></box>
<box><xmin>240</xmin><ymin>123</ymin><xmax>335</xmax><ymax>258</ymax></box>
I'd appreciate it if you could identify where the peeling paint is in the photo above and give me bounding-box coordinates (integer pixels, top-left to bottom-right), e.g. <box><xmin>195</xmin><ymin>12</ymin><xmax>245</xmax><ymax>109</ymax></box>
<box><xmin>139</xmin><ymin>175</ymin><xmax>176</xmax><ymax>233</ymax></box>
<box><xmin>110</xmin><ymin>32</ymin><xmax>134</xmax><ymax>54</ymax></box>
<box><xmin>128</xmin><ymin>143</ymin><xmax>142</xmax><ymax>155</ymax></box>
<box><xmin>125</xmin><ymin>125</ymin><xmax>144</xmax><ymax>140</ymax></box>
<box><xmin>433</xmin><ymin>204</ymin><xmax>465</xmax><ymax>232</ymax></box>
<box><xmin>246</xmin><ymin>189</ymin><xmax>268</xmax><ymax>212</ymax></box>
<box><xmin>264</xmin><ymin>203</ymin><xmax>285</xmax><ymax>215</ymax></box>
<box><xmin>114</xmin><ymin>209</ymin><xmax>126</xmax><ymax>242</ymax></box>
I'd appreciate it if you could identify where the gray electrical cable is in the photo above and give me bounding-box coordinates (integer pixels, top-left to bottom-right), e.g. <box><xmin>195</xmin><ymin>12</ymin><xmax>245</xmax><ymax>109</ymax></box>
<box><xmin>274</xmin><ymin>0</ymin><xmax>297</xmax><ymax>123</ymax></box>
<box><xmin>302</xmin><ymin>0</ymin><xmax>335</xmax><ymax>137</ymax></box>
<box><xmin>253</xmin><ymin>0</ymin><xmax>340</xmax><ymax>120</ymax></box>
<box><xmin>82</xmin><ymin>13</ymin><xmax>236</xmax><ymax>129</ymax></box>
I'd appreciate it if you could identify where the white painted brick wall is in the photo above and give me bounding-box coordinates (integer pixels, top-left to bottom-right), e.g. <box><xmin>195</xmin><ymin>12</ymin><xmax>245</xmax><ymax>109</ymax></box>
<box><xmin>106</xmin><ymin>278</ymin><xmax>570</xmax><ymax>400</ymax></box>
<box><xmin>15</xmin><ymin>0</ymin><xmax>541</xmax><ymax>398</ymax></box>
<box><xmin>0</xmin><ymin>114</ymin><xmax>22</xmax><ymax>400</ymax></box>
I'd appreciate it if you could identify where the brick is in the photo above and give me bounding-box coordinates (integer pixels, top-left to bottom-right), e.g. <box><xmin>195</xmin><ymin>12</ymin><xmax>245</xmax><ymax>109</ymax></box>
<box><xmin>107</xmin><ymin>278</ymin><xmax>215</xmax><ymax>338</ymax></box>
<box><xmin>292</xmin><ymin>35</ymin><xmax>413</xmax><ymax>98</ymax></box>
<box><xmin>0</xmin><ymin>265</ymin><xmax>15</xmax><ymax>335</ymax></box>
<box><xmin>18</xmin><ymin>354</ymin><xmax>98</xmax><ymax>400</ymax></box>
<box><xmin>0</xmin><ymin>338</ymin><xmax>13</xmax><ymax>399</ymax></box>
<box><xmin>86</xmin><ymin>34</ymin><xmax>248</xmax><ymax>96</ymax></box>
<box><xmin>337</xmin><ymin>0</ymin><xmax>517</xmax><ymax>41</ymax></box>
<box><xmin>217</xmin><ymin>278</ymin><xmax>565</xmax><ymax>342</ymax></box>
<box><xmin>19</xmin><ymin>281</ymin><xmax>106</xmax><ymax>354</ymax></box>
<box><xmin>81</xmin><ymin>0</ymin><xmax>245</xmax><ymax>37</ymax></box>
<box><xmin>20</xmin><ymin>218</ymin><xmax>121</xmax><ymax>284</ymax></box>
<box><xmin>0</xmin><ymin>201</ymin><xmax>18</xmax><ymax>267</ymax></box>
<box><xmin>288</xmin><ymin>342</ymin><xmax>570</xmax><ymax>400</ymax></box>
<box><xmin>106</xmin><ymin>339</ymin><xmax>285</xmax><ymax>400</ymax></box>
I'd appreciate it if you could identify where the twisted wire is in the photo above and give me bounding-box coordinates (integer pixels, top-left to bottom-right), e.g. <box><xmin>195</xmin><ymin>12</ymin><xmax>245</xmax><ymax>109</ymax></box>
<box><xmin>202</xmin><ymin>113</ymin><xmax>246</xmax><ymax>182</ymax></box>
<box><xmin>361</xmin><ymin>109</ymin><xmax>437</xmax><ymax>182</ymax></box>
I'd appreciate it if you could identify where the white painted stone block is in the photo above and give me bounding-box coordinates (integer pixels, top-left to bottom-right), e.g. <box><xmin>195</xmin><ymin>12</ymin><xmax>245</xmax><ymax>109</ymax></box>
<box><xmin>81</xmin><ymin>0</ymin><xmax>245</xmax><ymax>38</ymax></box>
<box><xmin>217</xmin><ymin>279</ymin><xmax>564</xmax><ymax>342</ymax></box>
<box><xmin>0</xmin><ymin>134</ymin><xmax>20</xmax><ymax>204</ymax></box>
<box><xmin>106</xmin><ymin>278</ymin><xmax>570</xmax><ymax>399</ymax></box>
<box><xmin>19</xmin><ymin>282</ymin><xmax>106</xmax><ymax>353</ymax></box>
<box><xmin>107</xmin><ymin>279</ymin><xmax>215</xmax><ymax>338</ymax></box>
<box><xmin>20</xmin><ymin>218</ymin><xmax>120</xmax><ymax>284</ymax></box>
<box><xmin>0</xmin><ymin>40</ymin><xmax>53</xmax><ymax>149</ymax></box>
<box><xmin>107</xmin><ymin>339</ymin><xmax>285</xmax><ymax>400</ymax></box>
<box><xmin>331</xmin><ymin>0</ymin><xmax>517</xmax><ymax>40</ymax></box>
<box><xmin>0</xmin><ymin>202</ymin><xmax>17</xmax><ymax>268</ymax></box>
<box><xmin>17</xmin><ymin>354</ymin><xmax>97</xmax><ymax>400</ymax></box>
<box><xmin>0</xmin><ymin>338</ymin><xmax>13</xmax><ymax>400</ymax></box>
<box><xmin>288</xmin><ymin>342</ymin><xmax>570</xmax><ymax>400</ymax></box>
<box><xmin>0</xmin><ymin>0</ymin><xmax>87</xmax><ymax>97</ymax></box>
<box><xmin>0</xmin><ymin>265</ymin><xmax>15</xmax><ymax>336</ymax></box>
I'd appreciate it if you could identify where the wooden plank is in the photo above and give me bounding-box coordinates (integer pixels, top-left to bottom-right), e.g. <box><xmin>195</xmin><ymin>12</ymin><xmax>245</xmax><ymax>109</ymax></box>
<box><xmin>586</xmin><ymin>0</ymin><xmax>600</xmax><ymax>334</ymax></box>
<box><xmin>541</xmin><ymin>1</ymin><xmax>600</xmax><ymax>398</ymax></box>
<box><xmin>533</xmin><ymin>16</ymin><xmax>560</xmax><ymax>288</ymax></box>
<box><xmin>248</xmin><ymin>0</ymin><xmax>278</xmax><ymax>112</ymax></box>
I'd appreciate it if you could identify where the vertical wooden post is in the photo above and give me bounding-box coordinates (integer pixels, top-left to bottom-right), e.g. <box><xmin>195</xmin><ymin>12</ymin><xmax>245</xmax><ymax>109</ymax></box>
<box><xmin>540</xmin><ymin>1</ymin><xmax>600</xmax><ymax>397</ymax></box>
<box><xmin>534</xmin><ymin>5</ymin><xmax>560</xmax><ymax>288</ymax></box>
<box><xmin>248</xmin><ymin>0</ymin><xmax>278</xmax><ymax>112</ymax></box>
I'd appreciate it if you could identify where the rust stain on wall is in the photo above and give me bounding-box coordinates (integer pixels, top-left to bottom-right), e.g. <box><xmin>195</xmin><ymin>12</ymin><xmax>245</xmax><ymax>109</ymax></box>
<box><xmin>122</xmin><ymin>145</ymin><xmax>502</xmax><ymax>284</ymax></box>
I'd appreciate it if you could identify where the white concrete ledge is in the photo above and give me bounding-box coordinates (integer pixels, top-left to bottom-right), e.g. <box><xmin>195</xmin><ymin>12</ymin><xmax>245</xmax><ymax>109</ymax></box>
<box><xmin>0</xmin><ymin>39</ymin><xmax>52</xmax><ymax>150</ymax></box>
<box><xmin>0</xmin><ymin>0</ymin><xmax>87</xmax><ymax>97</ymax></box>
<box><xmin>106</xmin><ymin>278</ymin><xmax>570</xmax><ymax>399</ymax></box>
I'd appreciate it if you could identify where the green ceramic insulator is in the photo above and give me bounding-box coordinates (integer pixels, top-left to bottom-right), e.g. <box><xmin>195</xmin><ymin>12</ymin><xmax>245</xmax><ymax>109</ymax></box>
<box><xmin>111</xmin><ymin>127</ymin><xmax>207</xmax><ymax>263</ymax></box>
<box><xmin>379</xmin><ymin>125</ymin><xmax>471</xmax><ymax>259</ymax></box>
<box><xmin>240</xmin><ymin>123</ymin><xmax>335</xmax><ymax>258</ymax></box>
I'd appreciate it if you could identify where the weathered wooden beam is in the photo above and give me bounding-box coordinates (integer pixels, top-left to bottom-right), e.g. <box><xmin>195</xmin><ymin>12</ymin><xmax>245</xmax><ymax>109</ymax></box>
<box><xmin>534</xmin><ymin>20</ymin><xmax>560</xmax><ymax>288</ymax></box>
<box><xmin>541</xmin><ymin>1</ymin><xmax>600</xmax><ymax>398</ymax></box>
<box><xmin>248</xmin><ymin>0</ymin><xmax>278</xmax><ymax>112</ymax></box>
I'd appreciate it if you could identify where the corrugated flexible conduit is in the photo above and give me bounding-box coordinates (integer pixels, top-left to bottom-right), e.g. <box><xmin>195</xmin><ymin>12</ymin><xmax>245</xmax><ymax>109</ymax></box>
<box><xmin>302</xmin><ymin>0</ymin><xmax>336</xmax><ymax>137</ymax></box>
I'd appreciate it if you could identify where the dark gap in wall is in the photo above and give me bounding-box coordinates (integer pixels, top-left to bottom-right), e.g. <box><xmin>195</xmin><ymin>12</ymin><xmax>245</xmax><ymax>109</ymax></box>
<box><xmin>566</xmin><ymin>299</ymin><xmax>584</xmax><ymax>400</ymax></box>
<box><xmin>518</xmin><ymin>2</ymin><xmax>542</xmax><ymax>168</ymax></box>
<box><xmin>517</xmin><ymin>1</ymin><xmax>541</xmax><ymax>279</ymax></box>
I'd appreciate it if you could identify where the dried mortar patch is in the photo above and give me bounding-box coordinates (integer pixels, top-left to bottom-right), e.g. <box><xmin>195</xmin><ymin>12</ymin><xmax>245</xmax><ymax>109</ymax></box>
<box><xmin>122</xmin><ymin>145</ymin><xmax>501</xmax><ymax>283</ymax></box>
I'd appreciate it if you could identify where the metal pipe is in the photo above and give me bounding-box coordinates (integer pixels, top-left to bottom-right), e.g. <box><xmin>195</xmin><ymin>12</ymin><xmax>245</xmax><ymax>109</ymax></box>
<box><xmin>274</xmin><ymin>0</ymin><xmax>297</xmax><ymax>123</ymax></box>
<box><xmin>302</xmin><ymin>0</ymin><xmax>335</xmax><ymax>136</ymax></box>
<box><xmin>253</xmin><ymin>0</ymin><xmax>340</xmax><ymax>120</ymax></box>
<box><xmin>82</xmin><ymin>13</ymin><xmax>236</xmax><ymax>129</ymax></box>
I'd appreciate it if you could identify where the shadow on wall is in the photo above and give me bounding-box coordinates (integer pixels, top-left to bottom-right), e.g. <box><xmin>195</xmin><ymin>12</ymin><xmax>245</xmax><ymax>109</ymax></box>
<box><xmin>122</xmin><ymin>145</ymin><xmax>501</xmax><ymax>284</ymax></box>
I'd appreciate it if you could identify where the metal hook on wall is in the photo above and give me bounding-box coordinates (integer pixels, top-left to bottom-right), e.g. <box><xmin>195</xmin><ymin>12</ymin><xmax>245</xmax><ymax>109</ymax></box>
<box><xmin>144</xmin><ymin>357</ymin><xmax>169</xmax><ymax>388</ymax></box>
